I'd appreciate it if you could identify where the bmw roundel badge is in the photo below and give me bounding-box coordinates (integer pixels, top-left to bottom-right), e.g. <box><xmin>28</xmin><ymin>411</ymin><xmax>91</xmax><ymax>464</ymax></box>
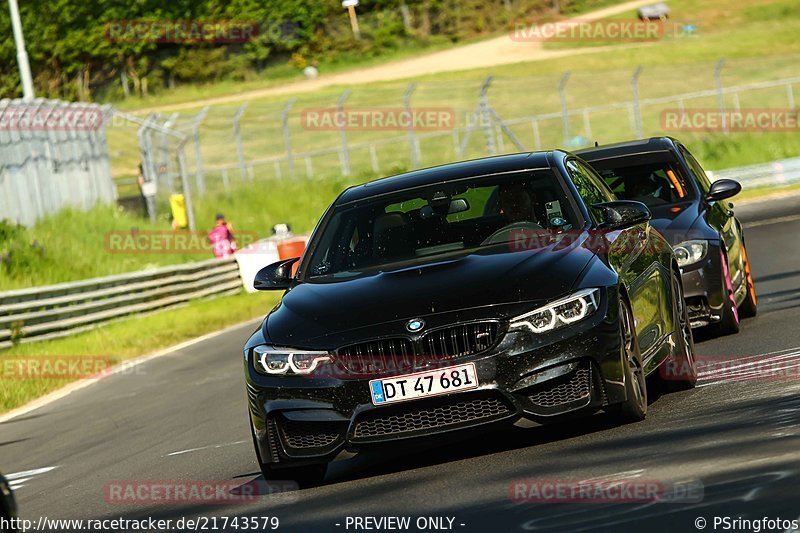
<box><xmin>406</xmin><ymin>318</ymin><xmax>425</xmax><ymax>333</ymax></box>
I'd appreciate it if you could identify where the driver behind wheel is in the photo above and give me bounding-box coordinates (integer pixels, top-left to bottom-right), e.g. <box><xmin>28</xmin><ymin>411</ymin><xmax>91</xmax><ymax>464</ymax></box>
<box><xmin>498</xmin><ymin>182</ymin><xmax>538</xmax><ymax>224</ymax></box>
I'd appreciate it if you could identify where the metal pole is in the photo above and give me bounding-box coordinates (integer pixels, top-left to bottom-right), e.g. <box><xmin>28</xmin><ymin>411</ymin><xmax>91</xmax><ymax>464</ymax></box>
<box><xmin>337</xmin><ymin>90</ymin><xmax>351</xmax><ymax>176</ymax></box>
<box><xmin>369</xmin><ymin>144</ymin><xmax>379</xmax><ymax>173</ymax></box>
<box><xmin>7</xmin><ymin>0</ymin><xmax>34</xmax><ymax>99</ymax></box>
<box><xmin>631</xmin><ymin>66</ymin><xmax>643</xmax><ymax>138</ymax></box>
<box><xmin>714</xmin><ymin>58</ymin><xmax>727</xmax><ymax>135</ymax></box>
<box><xmin>558</xmin><ymin>71</ymin><xmax>571</xmax><ymax>146</ymax></box>
<box><xmin>281</xmin><ymin>99</ymin><xmax>296</xmax><ymax>178</ymax></box>
<box><xmin>160</xmin><ymin>112</ymin><xmax>178</xmax><ymax>192</ymax></box>
<box><xmin>479</xmin><ymin>76</ymin><xmax>496</xmax><ymax>156</ymax></box>
<box><xmin>403</xmin><ymin>83</ymin><xmax>420</xmax><ymax>168</ymax></box>
<box><xmin>531</xmin><ymin>118</ymin><xmax>541</xmax><ymax>151</ymax></box>
<box><xmin>191</xmin><ymin>106</ymin><xmax>209</xmax><ymax>195</ymax></box>
<box><xmin>136</xmin><ymin>113</ymin><xmax>157</xmax><ymax>223</ymax></box>
<box><xmin>176</xmin><ymin>138</ymin><xmax>196</xmax><ymax>231</ymax></box>
<box><xmin>232</xmin><ymin>103</ymin><xmax>249</xmax><ymax>181</ymax></box>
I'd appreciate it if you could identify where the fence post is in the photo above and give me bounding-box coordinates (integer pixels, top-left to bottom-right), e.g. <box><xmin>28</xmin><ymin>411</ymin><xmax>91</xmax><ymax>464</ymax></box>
<box><xmin>190</xmin><ymin>106</ymin><xmax>209</xmax><ymax>195</ymax></box>
<box><xmin>714</xmin><ymin>58</ymin><xmax>727</xmax><ymax>135</ymax></box>
<box><xmin>403</xmin><ymin>83</ymin><xmax>420</xmax><ymax>168</ymax></box>
<box><xmin>337</xmin><ymin>90</ymin><xmax>351</xmax><ymax>176</ymax></box>
<box><xmin>281</xmin><ymin>99</ymin><xmax>296</xmax><ymax>178</ymax></box>
<box><xmin>176</xmin><ymin>137</ymin><xmax>196</xmax><ymax>231</ymax></box>
<box><xmin>479</xmin><ymin>76</ymin><xmax>496</xmax><ymax>156</ymax></box>
<box><xmin>160</xmin><ymin>112</ymin><xmax>178</xmax><ymax>193</ymax></box>
<box><xmin>136</xmin><ymin>113</ymin><xmax>158</xmax><ymax>223</ymax></box>
<box><xmin>787</xmin><ymin>83</ymin><xmax>795</xmax><ymax>110</ymax></box>
<box><xmin>232</xmin><ymin>103</ymin><xmax>248</xmax><ymax>181</ymax></box>
<box><xmin>631</xmin><ymin>66</ymin><xmax>644</xmax><ymax>138</ymax></box>
<box><xmin>558</xmin><ymin>71</ymin><xmax>571</xmax><ymax>146</ymax></box>
<box><xmin>369</xmin><ymin>143</ymin><xmax>379</xmax><ymax>173</ymax></box>
<box><xmin>530</xmin><ymin>118</ymin><xmax>541</xmax><ymax>151</ymax></box>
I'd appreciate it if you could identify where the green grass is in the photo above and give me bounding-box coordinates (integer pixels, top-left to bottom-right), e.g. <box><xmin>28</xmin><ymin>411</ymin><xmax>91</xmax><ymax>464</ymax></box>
<box><xmin>104</xmin><ymin>0</ymin><xmax>800</xmax><ymax>189</ymax></box>
<box><xmin>0</xmin><ymin>172</ymin><xmax>368</xmax><ymax>290</ymax></box>
<box><xmin>0</xmin><ymin>290</ymin><xmax>279</xmax><ymax>414</ymax></box>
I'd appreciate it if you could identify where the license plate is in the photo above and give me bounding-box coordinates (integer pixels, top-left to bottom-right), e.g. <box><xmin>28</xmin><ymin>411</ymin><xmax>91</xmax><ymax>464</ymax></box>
<box><xmin>369</xmin><ymin>363</ymin><xmax>478</xmax><ymax>405</ymax></box>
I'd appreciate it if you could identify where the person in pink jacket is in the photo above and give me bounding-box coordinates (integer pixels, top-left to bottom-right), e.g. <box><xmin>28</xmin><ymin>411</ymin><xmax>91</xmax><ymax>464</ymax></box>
<box><xmin>208</xmin><ymin>213</ymin><xmax>237</xmax><ymax>258</ymax></box>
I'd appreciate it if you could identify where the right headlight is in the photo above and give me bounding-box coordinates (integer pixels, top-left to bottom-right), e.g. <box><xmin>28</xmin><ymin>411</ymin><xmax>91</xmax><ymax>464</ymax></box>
<box><xmin>674</xmin><ymin>240</ymin><xmax>708</xmax><ymax>268</ymax></box>
<box><xmin>509</xmin><ymin>288</ymin><xmax>599</xmax><ymax>334</ymax></box>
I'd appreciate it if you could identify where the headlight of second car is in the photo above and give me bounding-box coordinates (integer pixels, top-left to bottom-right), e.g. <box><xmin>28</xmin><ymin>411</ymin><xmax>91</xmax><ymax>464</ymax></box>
<box><xmin>510</xmin><ymin>288</ymin><xmax>599</xmax><ymax>334</ymax></box>
<box><xmin>674</xmin><ymin>240</ymin><xmax>708</xmax><ymax>268</ymax></box>
<box><xmin>253</xmin><ymin>345</ymin><xmax>333</xmax><ymax>376</ymax></box>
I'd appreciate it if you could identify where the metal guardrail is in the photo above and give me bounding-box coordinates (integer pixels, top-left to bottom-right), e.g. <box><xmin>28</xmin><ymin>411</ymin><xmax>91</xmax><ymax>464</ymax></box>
<box><xmin>712</xmin><ymin>156</ymin><xmax>800</xmax><ymax>189</ymax></box>
<box><xmin>0</xmin><ymin>257</ymin><xmax>242</xmax><ymax>349</ymax></box>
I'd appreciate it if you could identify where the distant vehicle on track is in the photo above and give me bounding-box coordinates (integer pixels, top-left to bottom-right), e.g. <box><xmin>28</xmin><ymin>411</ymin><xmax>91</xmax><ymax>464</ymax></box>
<box><xmin>243</xmin><ymin>150</ymin><xmax>697</xmax><ymax>485</ymax></box>
<box><xmin>578</xmin><ymin>136</ymin><xmax>757</xmax><ymax>335</ymax></box>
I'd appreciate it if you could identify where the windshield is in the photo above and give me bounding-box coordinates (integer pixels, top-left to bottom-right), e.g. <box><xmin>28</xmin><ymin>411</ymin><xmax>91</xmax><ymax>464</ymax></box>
<box><xmin>592</xmin><ymin>160</ymin><xmax>695</xmax><ymax>208</ymax></box>
<box><xmin>304</xmin><ymin>170</ymin><xmax>580</xmax><ymax>282</ymax></box>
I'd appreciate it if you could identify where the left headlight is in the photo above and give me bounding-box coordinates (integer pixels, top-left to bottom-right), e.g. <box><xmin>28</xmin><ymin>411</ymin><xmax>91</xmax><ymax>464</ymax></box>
<box><xmin>674</xmin><ymin>239</ymin><xmax>708</xmax><ymax>268</ymax></box>
<box><xmin>253</xmin><ymin>345</ymin><xmax>333</xmax><ymax>376</ymax></box>
<box><xmin>510</xmin><ymin>288</ymin><xmax>600</xmax><ymax>334</ymax></box>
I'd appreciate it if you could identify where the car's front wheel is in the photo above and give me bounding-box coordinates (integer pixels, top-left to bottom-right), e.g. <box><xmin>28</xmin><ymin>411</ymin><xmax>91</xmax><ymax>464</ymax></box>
<box><xmin>607</xmin><ymin>297</ymin><xmax>647</xmax><ymax>422</ymax></box>
<box><xmin>713</xmin><ymin>248</ymin><xmax>740</xmax><ymax>336</ymax></box>
<box><xmin>250</xmin><ymin>419</ymin><xmax>328</xmax><ymax>488</ymax></box>
<box><xmin>737</xmin><ymin>242</ymin><xmax>757</xmax><ymax>318</ymax></box>
<box><xmin>660</xmin><ymin>271</ymin><xmax>697</xmax><ymax>392</ymax></box>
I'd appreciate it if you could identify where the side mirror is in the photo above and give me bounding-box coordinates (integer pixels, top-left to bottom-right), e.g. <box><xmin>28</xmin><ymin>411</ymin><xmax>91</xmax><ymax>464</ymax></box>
<box><xmin>706</xmin><ymin>179</ymin><xmax>741</xmax><ymax>203</ymax></box>
<box><xmin>592</xmin><ymin>200</ymin><xmax>652</xmax><ymax>230</ymax></box>
<box><xmin>254</xmin><ymin>258</ymin><xmax>300</xmax><ymax>290</ymax></box>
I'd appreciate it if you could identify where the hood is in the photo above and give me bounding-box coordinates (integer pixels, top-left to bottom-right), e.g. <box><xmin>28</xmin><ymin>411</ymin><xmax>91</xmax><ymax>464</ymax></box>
<box><xmin>647</xmin><ymin>202</ymin><xmax>711</xmax><ymax>245</ymax></box>
<box><xmin>264</xmin><ymin>232</ymin><xmax>598</xmax><ymax>348</ymax></box>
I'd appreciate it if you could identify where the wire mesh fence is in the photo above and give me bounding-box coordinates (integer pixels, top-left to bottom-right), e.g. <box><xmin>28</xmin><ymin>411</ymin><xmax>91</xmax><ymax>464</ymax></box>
<box><xmin>103</xmin><ymin>53</ymin><xmax>800</xmax><ymax>228</ymax></box>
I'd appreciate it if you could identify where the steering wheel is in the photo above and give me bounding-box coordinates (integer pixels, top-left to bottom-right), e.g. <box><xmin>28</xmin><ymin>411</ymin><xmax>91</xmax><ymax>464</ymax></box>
<box><xmin>481</xmin><ymin>220</ymin><xmax>543</xmax><ymax>246</ymax></box>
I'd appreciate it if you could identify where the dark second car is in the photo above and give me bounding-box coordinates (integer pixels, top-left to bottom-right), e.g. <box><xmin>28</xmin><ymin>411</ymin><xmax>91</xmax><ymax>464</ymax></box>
<box><xmin>578</xmin><ymin>137</ymin><xmax>757</xmax><ymax>334</ymax></box>
<box><xmin>244</xmin><ymin>151</ymin><xmax>697</xmax><ymax>485</ymax></box>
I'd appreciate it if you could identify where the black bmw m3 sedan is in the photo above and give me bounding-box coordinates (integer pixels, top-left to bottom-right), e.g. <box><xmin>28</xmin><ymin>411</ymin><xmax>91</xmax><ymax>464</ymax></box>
<box><xmin>244</xmin><ymin>150</ymin><xmax>697</xmax><ymax>484</ymax></box>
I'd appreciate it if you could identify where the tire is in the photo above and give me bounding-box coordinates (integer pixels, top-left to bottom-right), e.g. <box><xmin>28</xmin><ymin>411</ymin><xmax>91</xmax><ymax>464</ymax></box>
<box><xmin>659</xmin><ymin>271</ymin><xmax>697</xmax><ymax>392</ymax></box>
<box><xmin>250</xmin><ymin>419</ymin><xmax>327</xmax><ymax>488</ymax></box>
<box><xmin>607</xmin><ymin>297</ymin><xmax>647</xmax><ymax>422</ymax></box>
<box><xmin>737</xmin><ymin>242</ymin><xmax>757</xmax><ymax>318</ymax></box>
<box><xmin>713</xmin><ymin>248</ymin><xmax>740</xmax><ymax>336</ymax></box>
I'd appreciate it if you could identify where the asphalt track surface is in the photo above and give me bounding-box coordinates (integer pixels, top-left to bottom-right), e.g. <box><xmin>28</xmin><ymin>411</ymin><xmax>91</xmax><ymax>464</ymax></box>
<box><xmin>3</xmin><ymin>196</ymin><xmax>800</xmax><ymax>533</ymax></box>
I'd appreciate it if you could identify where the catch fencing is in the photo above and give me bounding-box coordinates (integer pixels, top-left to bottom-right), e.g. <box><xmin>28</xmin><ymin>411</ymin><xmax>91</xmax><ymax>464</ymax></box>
<box><xmin>0</xmin><ymin>99</ymin><xmax>116</xmax><ymax>227</ymax></box>
<box><xmin>0</xmin><ymin>257</ymin><xmax>240</xmax><ymax>349</ymax></box>
<box><xmin>113</xmin><ymin>54</ymin><xmax>800</xmax><ymax>227</ymax></box>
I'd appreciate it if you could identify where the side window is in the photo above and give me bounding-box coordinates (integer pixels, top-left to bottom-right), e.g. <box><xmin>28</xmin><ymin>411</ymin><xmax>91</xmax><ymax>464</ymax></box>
<box><xmin>678</xmin><ymin>144</ymin><xmax>712</xmax><ymax>195</ymax></box>
<box><xmin>566</xmin><ymin>159</ymin><xmax>614</xmax><ymax>212</ymax></box>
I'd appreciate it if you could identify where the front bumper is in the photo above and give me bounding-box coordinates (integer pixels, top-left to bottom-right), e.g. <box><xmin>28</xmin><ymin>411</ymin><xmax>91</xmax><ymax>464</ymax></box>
<box><xmin>679</xmin><ymin>241</ymin><xmax>725</xmax><ymax>328</ymax></box>
<box><xmin>245</xmin><ymin>288</ymin><xmax>628</xmax><ymax>467</ymax></box>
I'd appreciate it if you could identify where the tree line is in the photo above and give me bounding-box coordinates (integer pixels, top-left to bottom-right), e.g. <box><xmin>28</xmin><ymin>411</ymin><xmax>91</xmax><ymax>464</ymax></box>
<box><xmin>0</xmin><ymin>0</ymin><xmax>591</xmax><ymax>102</ymax></box>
